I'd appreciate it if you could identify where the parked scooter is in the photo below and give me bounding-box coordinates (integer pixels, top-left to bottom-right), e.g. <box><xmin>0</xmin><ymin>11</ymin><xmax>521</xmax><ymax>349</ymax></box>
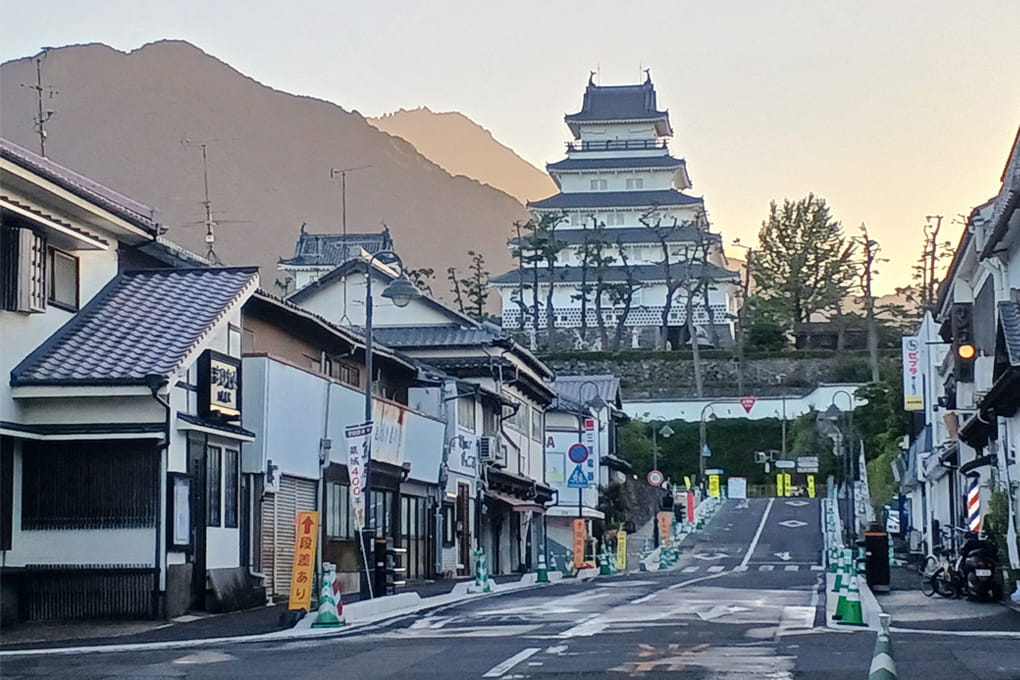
<box><xmin>956</xmin><ymin>532</ymin><xmax>1002</xmax><ymax>602</ymax></box>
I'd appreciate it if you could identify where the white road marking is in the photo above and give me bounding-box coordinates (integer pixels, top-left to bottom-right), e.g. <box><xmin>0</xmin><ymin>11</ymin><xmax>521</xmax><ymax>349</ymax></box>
<box><xmin>482</xmin><ymin>647</ymin><xmax>541</xmax><ymax>677</ymax></box>
<box><xmin>707</xmin><ymin>565</ymin><xmax>725</xmax><ymax>573</ymax></box>
<box><xmin>890</xmin><ymin>628</ymin><xmax>1020</xmax><ymax>638</ymax></box>
<box><xmin>810</xmin><ymin>565</ymin><xmax>825</xmax><ymax>571</ymax></box>
<box><xmin>173</xmin><ymin>650</ymin><xmax>235</xmax><ymax>664</ymax></box>
<box><xmin>692</xmin><ymin>552</ymin><xmax>728</xmax><ymax>560</ymax></box>
<box><xmin>774</xmin><ymin>551</ymin><xmax>792</xmax><ymax>561</ymax></box>
<box><xmin>734</xmin><ymin>565</ymin><xmax>749</xmax><ymax>572</ymax></box>
<box><xmin>779</xmin><ymin>519</ymin><xmax>807</xmax><ymax>528</ymax></box>
<box><xmin>630</xmin><ymin>593</ymin><xmax>656</xmax><ymax>604</ymax></box>
<box><xmin>740</xmin><ymin>498</ymin><xmax>775</xmax><ymax>568</ymax></box>
<box><xmin>682</xmin><ymin>566</ymin><xmax>699</xmax><ymax>573</ymax></box>
<box><xmin>784</xmin><ymin>565</ymin><xmax>799</xmax><ymax>571</ymax></box>
<box><xmin>759</xmin><ymin>565</ymin><xmax>774</xmax><ymax>571</ymax></box>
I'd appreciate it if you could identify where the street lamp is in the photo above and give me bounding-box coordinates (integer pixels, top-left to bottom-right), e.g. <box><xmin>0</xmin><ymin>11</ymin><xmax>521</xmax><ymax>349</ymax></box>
<box><xmin>698</xmin><ymin>400</ymin><xmax>731</xmax><ymax>495</ymax></box>
<box><xmin>818</xmin><ymin>390</ymin><xmax>856</xmax><ymax>544</ymax></box>
<box><xmin>361</xmin><ymin>249</ymin><xmax>419</xmax><ymax>598</ymax></box>
<box><xmin>574</xmin><ymin>380</ymin><xmax>608</xmax><ymax>519</ymax></box>
<box><xmin>652</xmin><ymin>423</ymin><xmax>674</xmax><ymax>473</ymax></box>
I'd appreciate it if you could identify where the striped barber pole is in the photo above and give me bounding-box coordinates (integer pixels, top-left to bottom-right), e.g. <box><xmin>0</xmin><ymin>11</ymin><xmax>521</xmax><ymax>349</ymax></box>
<box><xmin>967</xmin><ymin>476</ymin><xmax>981</xmax><ymax>532</ymax></box>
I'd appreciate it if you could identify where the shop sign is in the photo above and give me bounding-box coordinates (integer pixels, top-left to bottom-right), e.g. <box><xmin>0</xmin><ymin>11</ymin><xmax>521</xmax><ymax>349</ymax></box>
<box><xmin>287</xmin><ymin>510</ymin><xmax>319</xmax><ymax>611</ymax></box>
<box><xmin>198</xmin><ymin>350</ymin><xmax>241</xmax><ymax>420</ymax></box>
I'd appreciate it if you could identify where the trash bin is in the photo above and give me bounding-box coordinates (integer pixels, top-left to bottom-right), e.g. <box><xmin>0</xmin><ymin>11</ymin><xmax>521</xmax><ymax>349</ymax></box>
<box><xmin>863</xmin><ymin>523</ymin><xmax>890</xmax><ymax>593</ymax></box>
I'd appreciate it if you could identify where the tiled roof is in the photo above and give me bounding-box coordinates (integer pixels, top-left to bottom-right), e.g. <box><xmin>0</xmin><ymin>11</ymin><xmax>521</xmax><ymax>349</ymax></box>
<box><xmin>372</xmin><ymin>324</ymin><xmax>502</xmax><ymax>348</ymax></box>
<box><xmin>12</xmin><ymin>267</ymin><xmax>257</xmax><ymax>386</ymax></box>
<box><xmin>490</xmin><ymin>261</ymin><xmax>737</xmax><ymax>285</ymax></box>
<box><xmin>999</xmin><ymin>301</ymin><xmax>1020</xmax><ymax>367</ymax></box>
<box><xmin>565</xmin><ymin>81</ymin><xmax>667</xmax><ymax>123</ymax></box>
<box><xmin>1</xmin><ymin>138</ymin><xmax>158</xmax><ymax>234</ymax></box>
<box><xmin>528</xmin><ymin>189</ymin><xmax>702</xmax><ymax>211</ymax></box>
<box><xmin>510</xmin><ymin>225</ymin><xmax>717</xmax><ymax>247</ymax></box>
<box><xmin>552</xmin><ymin>374</ymin><xmax>620</xmax><ymax>409</ymax></box>
<box><xmin>547</xmin><ymin>156</ymin><xmax>685</xmax><ymax>172</ymax></box>
<box><xmin>279</xmin><ymin>229</ymin><xmax>393</xmax><ymax>267</ymax></box>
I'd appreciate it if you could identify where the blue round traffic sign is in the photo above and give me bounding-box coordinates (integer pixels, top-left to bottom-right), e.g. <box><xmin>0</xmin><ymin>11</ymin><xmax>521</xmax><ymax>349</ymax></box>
<box><xmin>567</xmin><ymin>443</ymin><xmax>589</xmax><ymax>464</ymax></box>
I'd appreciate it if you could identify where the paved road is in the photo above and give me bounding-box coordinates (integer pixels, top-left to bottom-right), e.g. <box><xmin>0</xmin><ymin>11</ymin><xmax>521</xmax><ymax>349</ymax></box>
<box><xmin>4</xmin><ymin>498</ymin><xmax>1018</xmax><ymax>678</ymax></box>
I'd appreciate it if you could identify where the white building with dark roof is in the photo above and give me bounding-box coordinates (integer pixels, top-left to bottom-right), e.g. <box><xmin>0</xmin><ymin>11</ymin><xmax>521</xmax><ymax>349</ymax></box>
<box><xmin>492</xmin><ymin>74</ymin><xmax>739</xmax><ymax>350</ymax></box>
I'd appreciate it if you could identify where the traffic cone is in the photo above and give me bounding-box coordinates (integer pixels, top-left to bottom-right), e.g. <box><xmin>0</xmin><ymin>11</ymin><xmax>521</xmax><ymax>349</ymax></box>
<box><xmin>831</xmin><ymin>550</ymin><xmax>847</xmax><ymax>593</ymax></box>
<box><xmin>536</xmin><ymin>551</ymin><xmax>550</xmax><ymax>583</ymax></box>
<box><xmin>311</xmin><ymin>562</ymin><xmax>345</xmax><ymax>628</ymax></box>
<box><xmin>467</xmin><ymin>549</ymin><xmax>493</xmax><ymax>593</ymax></box>
<box><xmin>599</xmin><ymin>547</ymin><xmax>611</xmax><ymax>576</ymax></box>
<box><xmin>868</xmin><ymin>614</ymin><xmax>898</xmax><ymax>679</ymax></box>
<box><xmin>835</xmin><ymin>570</ymin><xmax>866</xmax><ymax>626</ymax></box>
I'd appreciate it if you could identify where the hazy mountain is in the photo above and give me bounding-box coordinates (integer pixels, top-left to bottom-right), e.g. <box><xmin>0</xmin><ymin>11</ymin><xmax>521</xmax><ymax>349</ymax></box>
<box><xmin>0</xmin><ymin>41</ymin><xmax>527</xmax><ymax>291</ymax></box>
<box><xmin>369</xmin><ymin>107</ymin><xmax>556</xmax><ymax>204</ymax></box>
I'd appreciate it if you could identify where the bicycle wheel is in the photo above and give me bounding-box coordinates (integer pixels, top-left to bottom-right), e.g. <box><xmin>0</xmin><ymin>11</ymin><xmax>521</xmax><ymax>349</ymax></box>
<box><xmin>919</xmin><ymin>556</ymin><xmax>937</xmax><ymax>597</ymax></box>
<box><xmin>934</xmin><ymin>568</ymin><xmax>956</xmax><ymax>597</ymax></box>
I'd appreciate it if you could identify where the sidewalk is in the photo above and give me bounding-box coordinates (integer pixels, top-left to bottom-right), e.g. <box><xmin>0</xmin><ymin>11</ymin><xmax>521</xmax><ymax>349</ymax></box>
<box><xmin>0</xmin><ymin>574</ymin><xmax>518</xmax><ymax>652</ymax></box>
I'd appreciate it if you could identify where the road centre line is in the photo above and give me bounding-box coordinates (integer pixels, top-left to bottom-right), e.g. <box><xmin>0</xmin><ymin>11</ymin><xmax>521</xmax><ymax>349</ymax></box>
<box><xmin>740</xmin><ymin>498</ymin><xmax>775</xmax><ymax>568</ymax></box>
<box><xmin>482</xmin><ymin>647</ymin><xmax>541</xmax><ymax>677</ymax></box>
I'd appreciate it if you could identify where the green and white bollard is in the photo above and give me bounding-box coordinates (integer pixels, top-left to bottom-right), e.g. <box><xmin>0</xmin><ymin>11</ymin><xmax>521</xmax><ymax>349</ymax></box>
<box><xmin>563</xmin><ymin>549</ymin><xmax>576</xmax><ymax>578</ymax></box>
<box><xmin>536</xmin><ymin>551</ymin><xmax>550</xmax><ymax>583</ymax></box>
<box><xmin>467</xmin><ymin>549</ymin><xmax>493</xmax><ymax>593</ymax></box>
<box><xmin>868</xmin><ymin>613</ymin><xmax>898</xmax><ymax>679</ymax></box>
<box><xmin>598</xmin><ymin>546</ymin><xmax>611</xmax><ymax>576</ymax></box>
<box><xmin>311</xmin><ymin>562</ymin><xmax>345</xmax><ymax>628</ymax></box>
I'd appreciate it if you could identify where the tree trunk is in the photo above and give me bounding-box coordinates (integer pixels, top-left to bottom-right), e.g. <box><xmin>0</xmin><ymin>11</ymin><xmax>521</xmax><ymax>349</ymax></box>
<box><xmin>687</xmin><ymin>292</ymin><xmax>704</xmax><ymax>397</ymax></box>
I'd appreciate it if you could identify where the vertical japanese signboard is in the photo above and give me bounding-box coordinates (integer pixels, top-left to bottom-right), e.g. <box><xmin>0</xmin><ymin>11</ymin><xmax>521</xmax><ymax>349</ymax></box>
<box><xmin>708</xmin><ymin>475</ymin><xmax>721</xmax><ymax>498</ymax></box>
<box><xmin>573</xmin><ymin>519</ymin><xmax>586</xmax><ymax>570</ymax></box>
<box><xmin>287</xmin><ymin>510</ymin><xmax>319</xmax><ymax>610</ymax></box>
<box><xmin>807</xmin><ymin>474</ymin><xmax>816</xmax><ymax>498</ymax></box>
<box><xmin>901</xmin><ymin>336</ymin><xmax>925</xmax><ymax>411</ymax></box>
<box><xmin>345</xmin><ymin>421</ymin><xmax>373</xmax><ymax>529</ymax></box>
<box><xmin>657</xmin><ymin>511</ymin><xmax>673</xmax><ymax>547</ymax></box>
<box><xmin>776</xmin><ymin>473</ymin><xmax>786</xmax><ymax>497</ymax></box>
<box><xmin>616</xmin><ymin>530</ymin><xmax>627</xmax><ymax>571</ymax></box>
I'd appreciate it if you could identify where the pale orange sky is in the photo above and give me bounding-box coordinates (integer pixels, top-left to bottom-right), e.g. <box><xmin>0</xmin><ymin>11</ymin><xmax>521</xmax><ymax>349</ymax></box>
<box><xmin>3</xmin><ymin>1</ymin><xmax>1018</xmax><ymax>294</ymax></box>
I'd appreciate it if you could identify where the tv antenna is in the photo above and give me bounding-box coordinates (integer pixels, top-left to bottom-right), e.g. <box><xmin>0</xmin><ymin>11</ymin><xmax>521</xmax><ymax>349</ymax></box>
<box><xmin>182</xmin><ymin>137</ymin><xmax>240</xmax><ymax>264</ymax></box>
<box><xmin>329</xmin><ymin>165</ymin><xmax>371</xmax><ymax>324</ymax></box>
<box><xmin>20</xmin><ymin>50</ymin><xmax>58</xmax><ymax>157</ymax></box>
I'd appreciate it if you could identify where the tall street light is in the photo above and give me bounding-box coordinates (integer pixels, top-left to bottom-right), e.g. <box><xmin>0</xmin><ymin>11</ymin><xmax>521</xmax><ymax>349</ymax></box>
<box><xmin>575</xmin><ymin>380</ymin><xmax>608</xmax><ymax>518</ymax></box>
<box><xmin>819</xmin><ymin>390</ymin><xmax>856</xmax><ymax>545</ymax></box>
<box><xmin>361</xmin><ymin>249</ymin><xmax>419</xmax><ymax>598</ymax></box>
<box><xmin>699</xmin><ymin>400</ymin><xmax>732</xmax><ymax>495</ymax></box>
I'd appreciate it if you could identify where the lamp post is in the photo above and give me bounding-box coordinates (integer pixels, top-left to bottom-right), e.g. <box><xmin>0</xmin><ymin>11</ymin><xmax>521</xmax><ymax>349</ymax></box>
<box><xmin>360</xmin><ymin>249</ymin><xmax>419</xmax><ymax>598</ymax></box>
<box><xmin>698</xmin><ymin>400</ymin><xmax>731</xmax><ymax>495</ymax></box>
<box><xmin>575</xmin><ymin>381</ymin><xmax>607</xmax><ymax>519</ymax></box>
<box><xmin>821</xmin><ymin>390</ymin><xmax>856</xmax><ymax>545</ymax></box>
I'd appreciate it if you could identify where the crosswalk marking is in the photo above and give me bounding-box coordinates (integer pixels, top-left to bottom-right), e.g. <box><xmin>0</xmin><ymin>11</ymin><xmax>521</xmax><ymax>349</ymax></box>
<box><xmin>784</xmin><ymin>565</ymin><xmax>799</xmax><ymax>571</ymax></box>
<box><xmin>759</xmin><ymin>565</ymin><xmax>775</xmax><ymax>571</ymax></box>
<box><xmin>682</xmin><ymin>566</ymin><xmax>699</xmax><ymax>573</ymax></box>
<box><xmin>707</xmin><ymin>565</ymin><xmax>725</xmax><ymax>573</ymax></box>
<box><xmin>810</xmin><ymin>565</ymin><xmax>825</xmax><ymax>571</ymax></box>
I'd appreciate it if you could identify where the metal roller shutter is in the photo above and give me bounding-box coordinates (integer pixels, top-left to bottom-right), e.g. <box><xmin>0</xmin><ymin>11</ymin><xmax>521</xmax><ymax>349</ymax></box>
<box><xmin>261</xmin><ymin>476</ymin><xmax>317</xmax><ymax>599</ymax></box>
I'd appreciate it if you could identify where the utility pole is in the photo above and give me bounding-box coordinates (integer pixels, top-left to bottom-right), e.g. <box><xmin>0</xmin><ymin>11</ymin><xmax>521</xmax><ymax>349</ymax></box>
<box><xmin>731</xmin><ymin>239</ymin><xmax>752</xmax><ymax>395</ymax></box>
<box><xmin>21</xmin><ymin>53</ymin><xmax>57</xmax><ymax>157</ymax></box>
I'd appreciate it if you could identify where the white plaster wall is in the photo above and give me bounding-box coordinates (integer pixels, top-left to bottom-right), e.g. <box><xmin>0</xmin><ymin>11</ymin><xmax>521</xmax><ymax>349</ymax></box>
<box><xmin>293</xmin><ymin>273</ymin><xmax>459</xmax><ymax>328</ymax></box>
<box><xmin>205</xmin><ymin>527</ymin><xmax>240</xmax><ymax>569</ymax></box>
<box><xmin>12</xmin><ymin>528</ymin><xmax>156</xmax><ymax>566</ymax></box>
<box><xmin>556</xmin><ymin>168</ymin><xmax>679</xmax><ymax>194</ymax></box>
<box><xmin>578</xmin><ymin>123</ymin><xmax>658</xmax><ymax>142</ymax></box>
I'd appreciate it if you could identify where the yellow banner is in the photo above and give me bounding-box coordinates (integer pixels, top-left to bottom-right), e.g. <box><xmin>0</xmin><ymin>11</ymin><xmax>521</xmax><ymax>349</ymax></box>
<box><xmin>683</xmin><ymin>476</ymin><xmax>692</xmax><ymax>490</ymax></box>
<box><xmin>573</xmin><ymin>519</ymin><xmax>586</xmax><ymax>570</ymax></box>
<box><xmin>616</xmin><ymin>530</ymin><xmax>627</xmax><ymax>570</ymax></box>
<box><xmin>776</xmin><ymin>473</ymin><xmax>785</xmax><ymax>497</ymax></box>
<box><xmin>807</xmin><ymin>475</ymin><xmax>816</xmax><ymax>498</ymax></box>
<box><xmin>784</xmin><ymin>473</ymin><xmax>792</xmax><ymax>497</ymax></box>
<box><xmin>708</xmin><ymin>475</ymin><xmax>721</xmax><ymax>498</ymax></box>
<box><xmin>288</xmin><ymin>510</ymin><xmax>319</xmax><ymax>610</ymax></box>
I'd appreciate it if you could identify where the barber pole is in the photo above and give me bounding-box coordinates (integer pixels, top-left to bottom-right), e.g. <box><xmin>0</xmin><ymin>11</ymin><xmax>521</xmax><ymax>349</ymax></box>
<box><xmin>967</xmin><ymin>476</ymin><xmax>981</xmax><ymax>532</ymax></box>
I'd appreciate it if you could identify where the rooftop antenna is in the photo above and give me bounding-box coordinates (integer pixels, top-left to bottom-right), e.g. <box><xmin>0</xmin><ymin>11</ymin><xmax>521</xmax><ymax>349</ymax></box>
<box><xmin>182</xmin><ymin>138</ymin><xmax>239</xmax><ymax>264</ymax></box>
<box><xmin>329</xmin><ymin>165</ymin><xmax>371</xmax><ymax>325</ymax></box>
<box><xmin>20</xmin><ymin>49</ymin><xmax>58</xmax><ymax>157</ymax></box>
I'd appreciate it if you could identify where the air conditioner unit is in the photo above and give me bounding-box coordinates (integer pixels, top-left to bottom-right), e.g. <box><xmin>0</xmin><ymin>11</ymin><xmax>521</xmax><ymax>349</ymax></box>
<box><xmin>478</xmin><ymin>435</ymin><xmax>506</xmax><ymax>467</ymax></box>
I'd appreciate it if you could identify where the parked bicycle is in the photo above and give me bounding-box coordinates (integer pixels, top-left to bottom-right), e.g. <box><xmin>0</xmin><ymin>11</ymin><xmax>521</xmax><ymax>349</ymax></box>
<box><xmin>919</xmin><ymin>527</ymin><xmax>961</xmax><ymax>598</ymax></box>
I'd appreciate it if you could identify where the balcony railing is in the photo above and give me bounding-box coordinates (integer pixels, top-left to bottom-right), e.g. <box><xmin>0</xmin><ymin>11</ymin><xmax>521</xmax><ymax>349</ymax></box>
<box><xmin>565</xmin><ymin>139</ymin><xmax>669</xmax><ymax>152</ymax></box>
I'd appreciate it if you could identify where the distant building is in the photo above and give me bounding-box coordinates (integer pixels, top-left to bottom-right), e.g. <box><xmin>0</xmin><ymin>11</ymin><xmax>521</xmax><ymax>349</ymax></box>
<box><xmin>492</xmin><ymin>74</ymin><xmax>738</xmax><ymax>349</ymax></box>
<box><xmin>278</xmin><ymin>224</ymin><xmax>393</xmax><ymax>291</ymax></box>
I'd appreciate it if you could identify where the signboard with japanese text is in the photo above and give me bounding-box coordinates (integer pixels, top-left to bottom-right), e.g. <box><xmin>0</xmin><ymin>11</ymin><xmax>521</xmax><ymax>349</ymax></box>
<box><xmin>198</xmin><ymin>350</ymin><xmax>241</xmax><ymax>420</ymax></box>
<box><xmin>573</xmin><ymin>519</ymin><xmax>586</xmax><ymax>570</ymax></box>
<box><xmin>345</xmin><ymin>421</ymin><xmax>373</xmax><ymax>529</ymax></box>
<box><xmin>616</xmin><ymin>530</ymin><xmax>627</xmax><ymax>570</ymax></box>
<box><xmin>708</xmin><ymin>475</ymin><xmax>721</xmax><ymax>498</ymax></box>
<box><xmin>287</xmin><ymin>510</ymin><xmax>319</xmax><ymax>610</ymax></box>
<box><xmin>807</xmin><ymin>475</ymin><xmax>816</xmax><ymax>498</ymax></box>
<box><xmin>776</xmin><ymin>473</ymin><xmax>786</xmax><ymax>496</ymax></box>
<box><xmin>901</xmin><ymin>336</ymin><xmax>925</xmax><ymax>411</ymax></box>
<box><xmin>657</xmin><ymin>511</ymin><xmax>673</xmax><ymax>547</ymax></box>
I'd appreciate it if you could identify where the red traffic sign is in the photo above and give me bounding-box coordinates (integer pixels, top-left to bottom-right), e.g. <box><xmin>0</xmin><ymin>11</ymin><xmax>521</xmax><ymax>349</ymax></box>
<box><xmin>647</xmin><ymin>470</ymin><xmax>665</xmax><ymax>487</ymax></box>
<box><xmin>739</xmin><ymin>397</ymin><xmax>757</xmax><ymax>414</ymax></box>
<box><xmin>567</xmin><ymin>443</ymin><xmax>589</xmax><ymax>464</ymax></box>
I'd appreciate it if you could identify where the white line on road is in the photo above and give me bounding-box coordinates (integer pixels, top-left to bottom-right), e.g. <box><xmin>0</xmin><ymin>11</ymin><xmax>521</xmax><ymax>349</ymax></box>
<box><xmin>482</xmin><ymin>647</ymin><xmax>541</xmax><ymax>677</ymax></box>
<box><xmin>784</xmin><ymin>565</ymin><xmax>799</xmax><ymax>571</ymax></box>
<box><xmin>707</xmin><ymin>565</ymin><xmax>725</xmax><ymax>572</ymax></box>
<box><xmin>759</xmin><ymin>565</ymin><xmax>775</xmax><ymax>571</ymax></box>
<box><xmin>629</xmin><ymin>593</ymin><xmax>656</xmax><ymax>604</ymax></box>
<box><xmin>682</xmin><ymin>566</ymin><xmax>699</xmax><ymax>573</ymax></box>
<box><xmin>740</xmin><ymin>498</ymin><xmax>775</xmax><ymax>568</ymax></box>
<box><xmin>890</xmin><ymin>628</ymin><xmax>1020</xmax><ymax>638</ymax></box>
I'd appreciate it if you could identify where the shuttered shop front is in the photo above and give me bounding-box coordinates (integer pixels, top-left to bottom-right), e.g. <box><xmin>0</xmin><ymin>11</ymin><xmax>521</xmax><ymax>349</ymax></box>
<box><xmin>261</xmin><ymin>475</ymin><xmax>317</xmax><ymax>599</ymax></box>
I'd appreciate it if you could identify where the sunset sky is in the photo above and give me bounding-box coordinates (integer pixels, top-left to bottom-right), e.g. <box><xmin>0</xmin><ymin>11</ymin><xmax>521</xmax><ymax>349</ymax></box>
<box><xmin>3</xmin><ymin>1</ymin><xmax>1018</xmax><ymax>294</ymax></box>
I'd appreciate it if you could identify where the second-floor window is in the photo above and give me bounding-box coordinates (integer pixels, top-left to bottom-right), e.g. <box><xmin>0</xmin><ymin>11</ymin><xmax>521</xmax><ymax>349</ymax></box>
<box><xmin>47</xmin><ymin>247</ymin><xmax>79</xmax><ymax>310</ymax></box>
<box><xmin>457</xmin><ymin>396</ymin><xmax>477</xmax><ymax>433</ymax></box>
<box><xmin>589</xmin><ymin>179</ymin><xmax>608</xmax><ymax>191</ymax></box>
<box><xmin>626</xmin><ymin>178</ymin><xmax>644</xmax><ymax>190</ymax></box>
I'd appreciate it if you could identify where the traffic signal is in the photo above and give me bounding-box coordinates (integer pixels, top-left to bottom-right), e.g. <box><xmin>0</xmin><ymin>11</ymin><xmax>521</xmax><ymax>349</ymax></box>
<box><xmin>951</xmin><ymin>303</ymin><xmax>975</xmax><ymax>382</ymax></box>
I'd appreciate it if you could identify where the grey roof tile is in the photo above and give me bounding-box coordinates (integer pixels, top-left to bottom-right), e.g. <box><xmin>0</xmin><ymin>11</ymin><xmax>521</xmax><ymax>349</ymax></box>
<box><xmin>565</xmin><ymin>81</ymin><xmax>667</xmax><ymax>123</ymax></box>
<box><xmin>528</xmin><ymin>189</ymin><xmax>703</xmax><ymax>211</ymax></box>
<box><xmin>547</xmin><ymin>156</ymin><xmax>685</xmax><ymax>172</ymax></box>
<box><xmin>551</xmin><ymin>374</ymin><xmax>621</xmax><ymax>409</ymax></box>
<box><xmin>12</xmin><ymin>267</ymin><xmax>257</xmax><ymax>386</ymax></box>
<box><xmin>372</xmin><ymin>324</ymin><xmax>502</xmax><ymax>348</ymax></box>
<box><xmin>999</xmin><ymin>301</ymin><xmax>1020</xmax><ymax>367</ymax></box>
<box><xmin>490</xmin><ymin>261</ymin><xmax>737</xmax><ymax>285</ymax></box>
<box><xmin>509</xmin><ymin>225</ymin><xmax>717</xmax><ymax>247</ymax></box>
<box><xmin>279</xmin><ymin>229</ymin><xmax>393</xmax><ymax>267</ymax></box>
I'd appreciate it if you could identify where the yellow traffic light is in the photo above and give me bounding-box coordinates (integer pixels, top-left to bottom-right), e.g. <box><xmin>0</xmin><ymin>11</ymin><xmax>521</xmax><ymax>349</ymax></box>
<box><xmin>957</xmin><ymin>343</ymin><xmax>976</xmax><ymax>360</ymax></box>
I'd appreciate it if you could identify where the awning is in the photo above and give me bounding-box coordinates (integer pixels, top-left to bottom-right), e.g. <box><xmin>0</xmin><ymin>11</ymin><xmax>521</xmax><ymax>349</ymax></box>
<box><xmin>485</xmin><ymin>490</ymin><xmax>547</xmax><ymax>514</ymax></box>
<box><xmin>176</xmin><ymin>413</ymin><xmax>255</xmax><ymax>442</ymax></box>
<box><xmin>0</xmin><ymin>420</ymin><xmax>164</xmax><ymax>440</ymax></box>
<box><xmin>958</xmin><ymin>410</ymin><xmax>995</xmax><ymax>450</ymax></box>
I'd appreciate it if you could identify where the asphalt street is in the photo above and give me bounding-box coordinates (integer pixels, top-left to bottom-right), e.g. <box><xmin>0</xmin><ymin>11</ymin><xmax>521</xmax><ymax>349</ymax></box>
<box><xmin>4</xmin><ymin>498</ymin><xmax>1019</xmax><ymax>679</ymax></box>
